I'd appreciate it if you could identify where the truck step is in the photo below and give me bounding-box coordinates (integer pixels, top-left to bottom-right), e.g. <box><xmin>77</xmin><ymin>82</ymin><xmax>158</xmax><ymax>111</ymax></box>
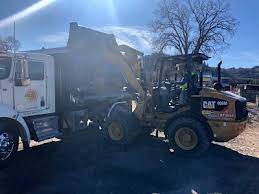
<box><xmin>32</xmin><ymin>116</ymin><xmax>61</xmax><ymax>141</ymax></box>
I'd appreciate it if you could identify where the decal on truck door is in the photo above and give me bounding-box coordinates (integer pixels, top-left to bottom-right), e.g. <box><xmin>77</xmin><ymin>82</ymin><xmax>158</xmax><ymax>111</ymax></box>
<box><xmin>25</xmin><ymin>89</ymin><xmax>38</xmax><ymax>102</ymax></box>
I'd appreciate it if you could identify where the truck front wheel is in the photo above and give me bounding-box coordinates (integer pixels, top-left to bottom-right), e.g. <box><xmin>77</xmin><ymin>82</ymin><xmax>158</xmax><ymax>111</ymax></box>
<box><xmin>167</xmin><ymin>117</ymin><xmax>211</xmax><ymax>157</ymax></box>
<box><xmin>0</xmin><ymin>126</ymin><xmax>19</xmax><ymax>168</ymax></box>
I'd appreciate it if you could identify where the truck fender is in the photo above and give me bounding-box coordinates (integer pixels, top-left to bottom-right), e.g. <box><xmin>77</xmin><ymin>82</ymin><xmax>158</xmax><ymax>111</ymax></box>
<box><xmin>0</xmin><ymin>105</ymin><xmax>31</xmax><ymax>148</ymax></box>
<box><xmin>106</xmin><ymin>101</ymin><xmax>128</xmax><ymax>119</ymax></box>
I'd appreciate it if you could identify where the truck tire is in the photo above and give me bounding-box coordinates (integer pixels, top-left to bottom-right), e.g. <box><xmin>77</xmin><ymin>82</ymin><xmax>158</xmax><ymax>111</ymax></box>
<box><xmin>102</xmin><ymin>106</ymin><xmax>141</xmax><ymax>146</ymax></box>
<box><xmin>0</xmin><ymin>125</ymin><xmax>19</xmax><ymax>168</ymax></box>
<box><xmin>167</xmin><ymin>117</ymin><xmax>211</xmax><ymax>157</ymax></box>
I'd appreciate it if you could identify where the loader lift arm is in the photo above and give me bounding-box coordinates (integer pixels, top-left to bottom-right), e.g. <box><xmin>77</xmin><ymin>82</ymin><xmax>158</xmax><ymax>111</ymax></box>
<box><xmin>67</xmin><ymin>22</ymin><xmax>146</xmax><ymax>118</ymax></box>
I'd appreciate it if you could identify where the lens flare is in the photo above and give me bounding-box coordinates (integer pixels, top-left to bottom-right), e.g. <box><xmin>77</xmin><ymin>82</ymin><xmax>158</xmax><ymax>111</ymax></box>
<box><xmin>0</xmin><ymin>0</ymin><xmax>57</xmax><ymax>28</ymax></box>
<box><xmin>90</xmin><ymin>0</ymin><xmax>118</xmax><ymax>24</ymax></box>
<box><xmin>107</xmin><ymin>0</ymin><xmax>118</xmax><ymax>24</ymax></box>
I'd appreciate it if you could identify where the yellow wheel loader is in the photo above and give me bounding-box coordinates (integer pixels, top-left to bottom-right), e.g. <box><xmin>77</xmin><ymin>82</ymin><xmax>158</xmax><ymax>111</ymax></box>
<box><xmin>104</xmin><ymin>53</ymin><xmax>248</xmax><ymax>156</ymax></box>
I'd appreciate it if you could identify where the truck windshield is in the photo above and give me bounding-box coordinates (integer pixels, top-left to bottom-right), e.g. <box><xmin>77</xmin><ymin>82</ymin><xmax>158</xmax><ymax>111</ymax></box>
<box><xmin>0</xmin><ymin>57</ymin><xmax>11</xmax><ymax>79</ymax></box>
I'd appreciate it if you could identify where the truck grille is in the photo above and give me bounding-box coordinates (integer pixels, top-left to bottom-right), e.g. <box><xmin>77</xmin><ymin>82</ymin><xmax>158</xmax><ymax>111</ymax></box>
<box><xmin>235</xmin><ymin>100</ymin><xmax>248</xmax><ymax>120</ymax></box>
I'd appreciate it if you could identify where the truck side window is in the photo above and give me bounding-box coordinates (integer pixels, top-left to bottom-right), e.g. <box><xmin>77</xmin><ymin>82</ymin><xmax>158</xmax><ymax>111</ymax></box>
<box><xmin>0</xmin><ymin>57</ymin><xmax>11</xmax><ymax>80</ymax></box>
<box><xmin>28</xmin><ymin>61</ymin><xmax>44</xmax><ymax>80</ymax></box>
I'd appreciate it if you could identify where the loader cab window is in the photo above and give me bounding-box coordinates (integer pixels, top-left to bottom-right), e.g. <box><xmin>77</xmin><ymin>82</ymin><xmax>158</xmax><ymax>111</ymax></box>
<box><xmin>28</xmin><ymin>61</ymin><xmax>44</xmax><ymax>80</ymax></box>
<box><xmin>151</xmin><ymin>54</ymin><xmax>209</xmax><ymax>112</ymax></box>
<box><xmin>0</xmin><ymin>57</ymin><xmax>11</xmax><ymax>79</ymax></box>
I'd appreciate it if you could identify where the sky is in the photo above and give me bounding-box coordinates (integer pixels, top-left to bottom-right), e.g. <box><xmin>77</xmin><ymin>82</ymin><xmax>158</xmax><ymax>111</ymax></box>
<box><xmin>0</xmin><ymin>0</ymin><xmax>259</xmax><ymax>68</ymax></box>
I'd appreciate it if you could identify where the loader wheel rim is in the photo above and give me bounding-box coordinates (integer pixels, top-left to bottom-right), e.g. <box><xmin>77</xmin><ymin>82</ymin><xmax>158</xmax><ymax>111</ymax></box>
<box><xmin>0</xmin><ymin>132</ymin><xmax>14</xmax><ymax>161</ymax></box>
<box><xmin>175</xmin><ymin>127</ymin><xmax>198</xmax><ymax>151</ymax></box>
<box><xmin>108</xmin><ymin>122</ymin><xmax>124</xmax><ymax>141</ymax></box>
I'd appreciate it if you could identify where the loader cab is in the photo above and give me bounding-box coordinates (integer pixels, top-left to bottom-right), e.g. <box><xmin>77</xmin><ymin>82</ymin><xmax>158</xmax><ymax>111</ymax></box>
<box><xmin>151</xmin><ymin>53</ymin><xmax>209</xmax><ymax>112</ymax></box>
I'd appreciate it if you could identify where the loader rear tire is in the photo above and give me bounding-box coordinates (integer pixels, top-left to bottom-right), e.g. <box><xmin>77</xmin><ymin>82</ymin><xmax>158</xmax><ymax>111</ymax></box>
<box><xmin>167</xmin><ymin>117</ymin><xmax>211</xmax><ymax>157</ymax></box>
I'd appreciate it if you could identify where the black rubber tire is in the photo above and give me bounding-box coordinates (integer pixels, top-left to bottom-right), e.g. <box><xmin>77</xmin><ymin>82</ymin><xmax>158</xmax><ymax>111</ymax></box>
<box><xmin>102</xmin><ymin>106</ymin><xmax>141</xmax><ymax>146</ymax></box>
<box><xmin>0</xmin><ymin>126</ymin><xmax>19</xmax><ymax>169</ymax></box>
<box><xmin>167</xmin><ymin>117</ymin><xmax>212</xmax><ymax>157</ymax></box>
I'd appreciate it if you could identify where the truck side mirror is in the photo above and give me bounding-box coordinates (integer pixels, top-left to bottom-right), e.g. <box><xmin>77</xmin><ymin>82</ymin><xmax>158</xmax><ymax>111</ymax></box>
<box><xmin>15</xmin><ymin>73</ymin><xmax>31</xmax><ymax>86</ymax></box>
<box><xmin>14</xmin><ymin>58</ymin><xmax>31</xmax><ymax>87</ymax></box>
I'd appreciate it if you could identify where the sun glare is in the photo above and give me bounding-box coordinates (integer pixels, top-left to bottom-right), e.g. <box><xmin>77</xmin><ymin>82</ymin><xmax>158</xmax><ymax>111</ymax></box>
<box><xmin>0</xmin><ymin>0</ymin><xmax>57</xmax><ymax>28</ymax></box>
<box><xmin>91</xmin><ymin>0</ymin><xmax>118</xmax><ymax>24</ymax></box>
<box><xmin>107</xmin><ymin>0</ymin><xmax>118</xmax><ymax>24</ymax></box>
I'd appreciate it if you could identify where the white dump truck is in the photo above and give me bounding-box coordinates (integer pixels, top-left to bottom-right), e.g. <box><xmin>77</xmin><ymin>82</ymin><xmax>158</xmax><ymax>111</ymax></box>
<box><xmin>0</xmin><ymin>23</ymin><xmax>144</xmax><ymax>168</ymax></box>
<box><xmin>0</xmin><ymin>52</ymin><xmax>60</xmax><ymax>166</ymax></box>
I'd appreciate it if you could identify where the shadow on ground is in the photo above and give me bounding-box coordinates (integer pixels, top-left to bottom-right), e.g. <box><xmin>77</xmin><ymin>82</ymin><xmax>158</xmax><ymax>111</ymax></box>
<box><xmin>0</xmin><ymin>128</ymin><xmax>258</xmax><ymax>194</ymax></box>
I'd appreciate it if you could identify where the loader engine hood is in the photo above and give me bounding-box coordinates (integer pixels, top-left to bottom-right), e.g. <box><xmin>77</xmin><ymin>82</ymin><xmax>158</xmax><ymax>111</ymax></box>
<box><xmin>200</xmin><ymin>88</ymin><xmax>246</xmax><ymax>102</ymax></box>
<box><xmin>199</xmin><ymin>88</ymin><xmax>247</xmax><ymax>121</ymax></box>
<box><xmin>220</xmin><ymin>90</ymin><xmax>246</xmax><ymax>102</ymax></box>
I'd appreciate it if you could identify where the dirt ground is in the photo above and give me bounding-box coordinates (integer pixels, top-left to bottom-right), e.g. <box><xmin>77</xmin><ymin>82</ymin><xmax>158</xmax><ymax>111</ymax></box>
<box><xmin>0</xmin><ymin>110</ymin><xmax>258</xmax><ymax>194</ymax></box>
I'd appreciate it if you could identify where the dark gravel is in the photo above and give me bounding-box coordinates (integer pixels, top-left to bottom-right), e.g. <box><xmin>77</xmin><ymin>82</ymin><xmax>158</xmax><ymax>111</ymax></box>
<box><xmin>0</xmin><ymin>128</ymin><xmax>258</xmax><ymax>194</ymax></box>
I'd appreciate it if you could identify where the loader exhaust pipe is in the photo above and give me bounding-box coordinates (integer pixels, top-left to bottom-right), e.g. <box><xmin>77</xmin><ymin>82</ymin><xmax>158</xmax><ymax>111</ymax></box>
<box><xmin>217</xmin><ymin>61</ymin><xmax>222</xmax><ymax>86</ymax></box>
<box><xmin>214</xmin><ymin>61</ymin><xmax>223</xmax><ymax>90</ymax></box>
<box><xmin>199</xmin><ymin>70</ymin><xmax>203</xmax><ymax>88</ymax></box>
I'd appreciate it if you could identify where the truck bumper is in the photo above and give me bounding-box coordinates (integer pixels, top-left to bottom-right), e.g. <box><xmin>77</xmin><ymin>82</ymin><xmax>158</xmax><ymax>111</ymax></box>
<box><xmin>208</xmin><ymin>120</ymin><xmax>247</xmax><ymax>142</ymax></box>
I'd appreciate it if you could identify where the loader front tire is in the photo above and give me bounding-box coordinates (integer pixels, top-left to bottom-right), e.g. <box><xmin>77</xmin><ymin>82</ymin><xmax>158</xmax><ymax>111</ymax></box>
<box><xmin>103</xmin><ymin>106</ymin><xmax>140</xmax><ymax>146</ymax></box>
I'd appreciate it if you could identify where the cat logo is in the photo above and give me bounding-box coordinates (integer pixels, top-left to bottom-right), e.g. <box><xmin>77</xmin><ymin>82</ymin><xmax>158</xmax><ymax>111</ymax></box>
<box><xmin>203</xmin><ymin>101</ymin><xmax>216</xmax><ymax>109</ymax></box>
<box><xmin>25</xmin><ymin>89</ymin><xmax>38</xmax><ymax>102</ymax></box>
<box><xmin>203</xmin><ymin>98</ymin><xmax>229</xmax><ymax>111</ymax></box>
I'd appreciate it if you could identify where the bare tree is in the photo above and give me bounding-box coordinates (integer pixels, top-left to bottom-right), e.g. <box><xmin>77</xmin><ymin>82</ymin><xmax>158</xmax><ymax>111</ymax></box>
<box><xmin>151</xmin><ymin>0</ymin><xmax>238</xmax><ymax>55</ymax></box>
<box><xmin>0</xmin><ymin>36</ymin><xmax>21</xmax><ymax>52</ymax></box>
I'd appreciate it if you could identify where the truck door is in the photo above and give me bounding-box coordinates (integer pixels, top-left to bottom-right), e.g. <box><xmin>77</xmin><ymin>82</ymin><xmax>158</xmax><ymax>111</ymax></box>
<box><xmin>14</xmin><ymin>58</ymin><xmax>47</xmax><ymax>113</ymax></box>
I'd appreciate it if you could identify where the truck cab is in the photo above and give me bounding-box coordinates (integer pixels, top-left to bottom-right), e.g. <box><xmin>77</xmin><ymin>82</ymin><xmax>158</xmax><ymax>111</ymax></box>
<box><xmin>0</xmin><ymin>52</ymin><xmax>55</xmax><ymax>116</ymax></box>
